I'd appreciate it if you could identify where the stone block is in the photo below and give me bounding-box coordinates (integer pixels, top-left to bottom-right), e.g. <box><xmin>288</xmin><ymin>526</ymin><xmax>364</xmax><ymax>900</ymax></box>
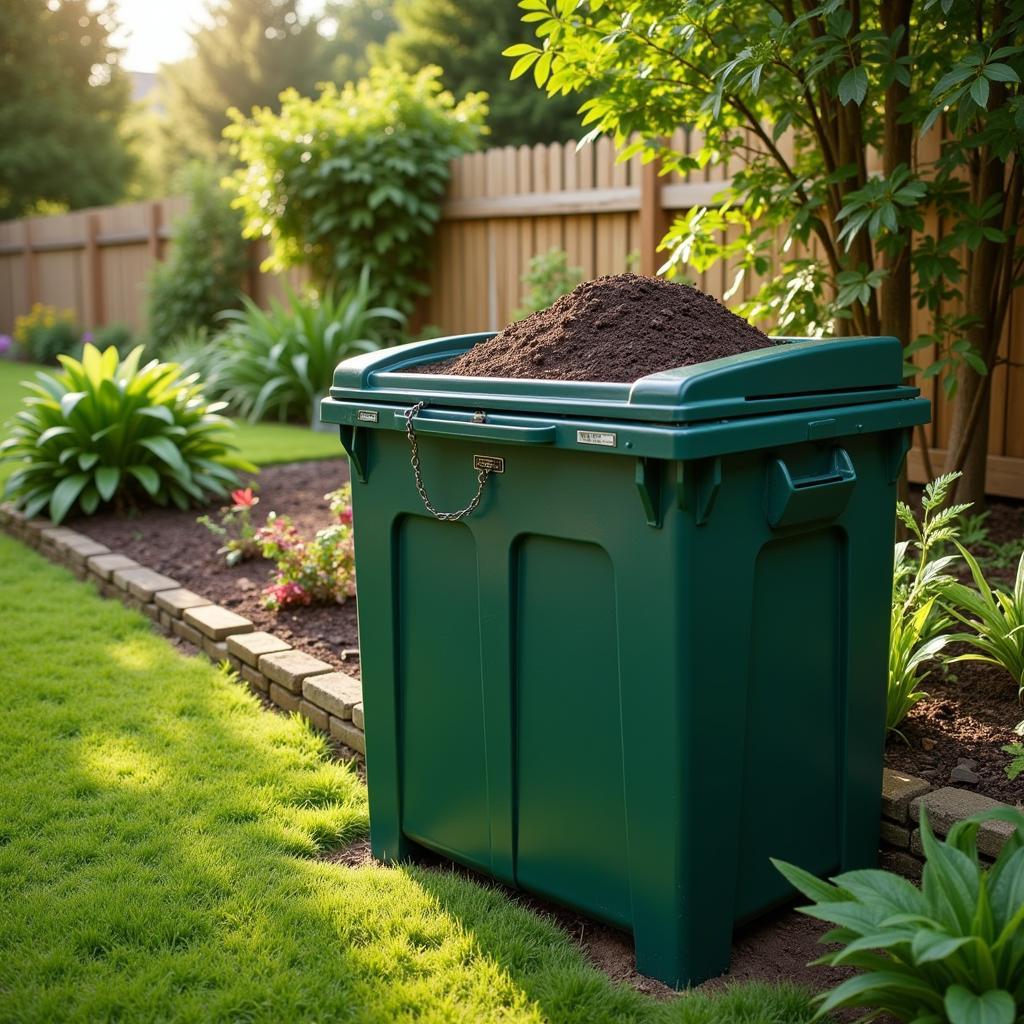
<box><xmin>880</xmin><ymin>820</ymin><xmax>911</xmax><ymax>849</ymax></box>
<box><xmin>155</xmin><ymin>588</ymin><xmax>213</xmax><ymax>618</ymax></box>
<box><xmin>184</xmin><ymin>605</ymin><xmax>254</xmax><ymax>641</ymax></box>
<box><xmin>302</xmin><ymin>671</ymin><xmax>361</xmax><ymax>719</ymax></box>
<box><xmin>227</xmin><ymin>631</ymin><xmax>291</xmax><ymax>668</ymax></box>
<box><xmin>298</xmin><ymin>700</ymin><xmax>330</xmax><ymax>732</ymax></box>
<box><xmin>259</xmin><ymin>650</ymin><xmax>331</xmax><ymax>694</ymax></box>
<box><xmin>87</xmin><ymin>552</ymin><xmax>139</xmax><ymax>580</ymax></box>
<box><xmin>881</xmin><ymin>768</ymin><xmax>931</xmax><ymax>823</ymax></box>
<box><xmin>172</xmin><ymin>618</ymin><xmax>203</xmax><ymax>648</ymax></box>
<box><xmin>113</xmin><ymin>566</ymin><xmax>180</xmax><ymax>600</ymax></box>
<box><xmin>879</xmin><ymin>849</ymin><xmax>923</xmax><ymax>880</ymax></box>
<box><xmin>329</xmin><ymin>715</ymin><xmax>366</xmax><ymax>754</ymax></box>
<box><xmin>268</xmin><ymin>682</ymin><xmax>300</xmax><ymax>713</ymax></box>
<box><xmin>203</xmin><ymin>638</ymin><xmax>229</xmax><ymax>662</ymax></box>
<box><xmin>240</xmin><ymin>663</ymin><xmax>269</xmax><ymax>694</ymax></box>
<box><xmin>352</xmin><ymin>701</ymin><xmax>364</xmax><ymax>730</ymax></box>
<box><xmin>65</xmin><ymin>538</ymin><xmax>110</xmax><ymax>565</ymax></box>
<box><xmin>911</xmin><ymin>787</ymin><xmax>1016</xmax><ymax>858</ymax></box>
<box><xmin>140</xmin><ymin>602</ymin><xmax>160</xmax><ymax>622</ymax></box>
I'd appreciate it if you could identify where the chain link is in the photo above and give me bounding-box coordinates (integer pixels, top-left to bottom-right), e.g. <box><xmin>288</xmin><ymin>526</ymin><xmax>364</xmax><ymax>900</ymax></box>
<box><xmin>404</xmin><ymin>401</ymin><xmax>492</xmax><ymax>522</ymax></box>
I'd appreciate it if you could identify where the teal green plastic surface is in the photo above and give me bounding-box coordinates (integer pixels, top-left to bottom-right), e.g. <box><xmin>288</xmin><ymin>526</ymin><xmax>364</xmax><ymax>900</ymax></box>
<box><xmin>323</xmin><ymin>334</ymin><xmax>930</xmax><ymax>988</ymax></box>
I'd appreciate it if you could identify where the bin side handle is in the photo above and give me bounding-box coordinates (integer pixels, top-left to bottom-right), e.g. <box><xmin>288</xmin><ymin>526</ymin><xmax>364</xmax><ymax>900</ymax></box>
<box><xmin>764</xmin><ymin>448</ymin><xmax>856</xmax><ymax>529</ymax></box>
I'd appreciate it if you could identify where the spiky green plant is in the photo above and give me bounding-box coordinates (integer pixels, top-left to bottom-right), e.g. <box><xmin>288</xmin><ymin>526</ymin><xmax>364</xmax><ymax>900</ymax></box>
<box><xmin>208</xmin><ymin>269</ymin><xmax>403</xmax><ymax>424</ymax></box>
<box><xmin>887</xmin><ymin>473</ymin><xmax>970</xmax><ymax>734</ymax></box>
<box><xmin>774</xmin><ymin>806</ymin><xmax>1024</xmax><ymax>1024</ymax></box>
<box><xmin>0</xmin><ymin>344</ymin><xmax>253</xmax><ymax>522</ymax></box>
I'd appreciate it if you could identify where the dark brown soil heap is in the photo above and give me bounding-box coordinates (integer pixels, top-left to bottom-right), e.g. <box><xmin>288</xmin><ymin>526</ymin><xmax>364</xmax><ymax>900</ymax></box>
<box><xmin>424</xmin><ymin>273</ymin><xmax>775</xmax><ymax>383</ymax></box>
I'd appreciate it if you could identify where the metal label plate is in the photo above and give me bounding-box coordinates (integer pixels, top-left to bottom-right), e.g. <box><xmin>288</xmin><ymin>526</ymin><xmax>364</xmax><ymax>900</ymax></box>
<box><xmin>576</xmin><ymin>429</ymin><xmax>617</xmax><ymax>448</ymax></box>
<box><xmin>356</xmin><ymin>409</ymin><xmax>379</xmax><ymax>423</ymax></box>
<box><xmin>473</xmin><ymin>455</ymin><xmax>505</xmax><ymax>474</ymax></box>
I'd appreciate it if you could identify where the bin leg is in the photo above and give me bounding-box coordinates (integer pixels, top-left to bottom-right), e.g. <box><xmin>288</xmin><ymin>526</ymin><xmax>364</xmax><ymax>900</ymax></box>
<box><xmin>354</xmin><ymin>511</ymin><xmax>411</xmax><ymax>865</ymax></box>
<box><xmin>616</xmin><ymin>559</ymin><xmax>753</xmax><ymax>988</ymax></box>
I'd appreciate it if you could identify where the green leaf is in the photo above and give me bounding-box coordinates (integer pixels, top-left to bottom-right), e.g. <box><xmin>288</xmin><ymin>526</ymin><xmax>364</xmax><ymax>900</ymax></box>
<box><xmin>944</xmin><ymin>986</ymin><xmax>1014</xmax><ymax>1024</ymax></box>
<box><xmin>970</xmin><ymin>77</ymin><xmax>991</xmax><ymax>107</ymax></box>
<box><xmin>48</xmin><ymin>473</ymin><xmax>89</xmax><ymax>524</ymax></box>
<box><xmin>128</xmin><ymin>465</ymin><xmax>161</xmax><ymax>497</ymax></box>
<box><xmin>838</xmin><ymin>66</ymin><xmax>868</xmax><ymax>105</ymax></box>
<box><xmin>138</xmin><ymin>435</ymin><xmax>190</xmax><ymax>478</ymax></box>
<box><xmin>94</xmin><ymin>466</ymin><xmax>121</xmax><ymax>503</ymax></box>
<box><xmin>984</xmin><ymin>63</ymin><xmax>1020</xmax><ymax>83</ymax></box>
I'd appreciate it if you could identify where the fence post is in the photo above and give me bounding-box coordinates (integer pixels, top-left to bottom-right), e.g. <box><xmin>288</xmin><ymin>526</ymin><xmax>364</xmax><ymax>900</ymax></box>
<box><xmin>23</xmin><ymin>220</ymin><xmax>38</xmax><ymax>311</ymax></box>
<box><xmin>147</xmin><ymin>201</ymin><xmax>162</xmax><ymax>262</ymax></box>
<box><xmin>638</xmin><ymin>155</ymin><xmax>664</xmax><ymax>277</ymax></box>
<box><xmin>85</xmin><ymin>213</ymin><xmax>104</xmax><ymax>328</ymax></box>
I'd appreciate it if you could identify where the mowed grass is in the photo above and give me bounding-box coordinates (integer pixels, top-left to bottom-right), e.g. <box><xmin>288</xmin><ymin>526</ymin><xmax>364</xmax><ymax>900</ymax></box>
<box><xmin>0</xmin><ymin>359</ymin><xmax>339</xmax><ymax>488</ymax></box>
<box><xmin>0</xmin><ymin>535</ymin><xmax>823</xmax><ymax>1023</ymax></box>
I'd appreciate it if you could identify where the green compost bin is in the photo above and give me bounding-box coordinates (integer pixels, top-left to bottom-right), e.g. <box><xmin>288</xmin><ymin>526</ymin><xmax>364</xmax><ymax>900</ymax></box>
<box><xmin>320</xmin><ymin>333</ymin><xmax>930</xmax><ymax>988</ymax></box>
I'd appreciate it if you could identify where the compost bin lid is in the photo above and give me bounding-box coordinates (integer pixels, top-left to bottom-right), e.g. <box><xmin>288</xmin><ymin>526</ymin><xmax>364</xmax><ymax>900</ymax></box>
<box><xmin>327</xmin><ymin>333</ymin><xmax>918</xmax><ymax>426</ymax></box>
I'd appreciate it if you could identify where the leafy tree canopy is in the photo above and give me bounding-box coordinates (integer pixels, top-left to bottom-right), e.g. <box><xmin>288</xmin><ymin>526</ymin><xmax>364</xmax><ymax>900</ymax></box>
<box><xmin>509</xmin><ymin>0</ymin><xmax>1024</xmax><ymax>503</ymax></box>
<box><xmin>0</xmin><ymin>0</ymin><xmax>134</xmax><ymax>218</ymax></box>
<box><xmin>323</xmin><ymin>0</ymin><xmax>397</xmax><ymax>84</ymax></box>
<box><xmin>378</xmin><ymin>0</ymin><xmax>587</xmax><ymax>145</ymax></box>
<box><xmin>160</xmin><ymin>0</ymin><xmax>333</xmax><ymax>163</ymax></box>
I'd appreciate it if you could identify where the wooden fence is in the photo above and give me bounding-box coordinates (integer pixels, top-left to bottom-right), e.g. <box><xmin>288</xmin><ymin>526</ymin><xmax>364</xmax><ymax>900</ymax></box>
<box><xmin>1</xmin><ymin>133</ymin><xmax>1022</xmax><ymax>497</ymax></box>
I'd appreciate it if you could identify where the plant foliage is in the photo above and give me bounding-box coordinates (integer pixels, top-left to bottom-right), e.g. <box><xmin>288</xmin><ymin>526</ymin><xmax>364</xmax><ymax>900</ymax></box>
<box><xmin>146</xmin><ymin>162</ymin><xmax>249</xmax><ymax>353</ymax></box>
<box><xmin>774</xmin><ymin>805</ymin><xmax>1024</xmax><ymax>1024</ymax></box>
<box><xmin>507</xmin><ymin>0</ymin><xmax>1024</xmax><ymax>503</ymax></box>
<box><xmin>888</xmin><ymin>473</ymin><xmax>969</xmax><ymax>733</ymax></box>
<box><xmin>513</xmin><ymin>247</ymin><xmax>583</xmax><ymax>319</ymax></box>
<box><xmin>256</xmin><ymin>486</ymin><xmax>356</xmax><ymax>610</ymax></box>
<box><xmin>13</xmin><ymin>304</ymin><xmax>81</xmax><ymax>364</ymax></box>
<box><xmin>0</xmin><ymin>344</ymin><xmax>252</xmax><ymax>523</ymax></box>
<box><xmin>224</xmin><ymin>64</ymin><xmax>486</xmax><ymax>313</ymax></box>
<box><xmin>207</xmin><ymin>271</ymin><xmax>403</xmax><ymax>424</ymax></box>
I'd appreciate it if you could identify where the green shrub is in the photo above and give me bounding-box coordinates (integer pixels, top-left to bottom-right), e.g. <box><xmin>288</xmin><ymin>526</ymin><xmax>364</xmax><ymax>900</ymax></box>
<box><xmin>0</xmin><ymin>344</ymin><xmax>253</xmax><ymax>523</ymax></box>
<box><xmin>513</xmin><ymin>248</ymin><xmax>583</xmax><ymax>320</ymax></box>
<box><xmin>145</xmin><ymin>162</ymin><xmax>249</xmax><ymax>352</ymax></box>
<box><xmin>14</xmin><ymin>303</ymin><xmax>81</xmax><ymax>363</ymax></box>
<box><xmin>208</xmin><ymin>270</ymin><xmax>403</xmax><ymax>424</ymax></box>
<box><xmin>774</xmin><ymin>805</ymin><xmax>1024</xmax><ymax>1024</ymax></box>
<box><xmin>887</xmin><ymin>474</ymin><xmax>969</xmax><ymax>734</ymax></box>
<box><xmin>224</xmin><ymin>65</ymin><xmax>486</xmax><ymax>313</ymax></box>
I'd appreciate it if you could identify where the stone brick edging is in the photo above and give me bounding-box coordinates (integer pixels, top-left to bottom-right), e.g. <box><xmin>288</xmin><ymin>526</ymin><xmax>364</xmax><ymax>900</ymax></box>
<box><xmin>880</xmin><ymin>768</ymin><xmax>1017</xmax><ymax>877</ymax></box>
<box><xmin>5</xmin><ymin>503</ymin><xmax>1020</xmax><ymax>875</ymax></box>
<box><xmin>0</xmin><ymin>503</ymin><xmax>365</xmax><ymax>756</ymax></box>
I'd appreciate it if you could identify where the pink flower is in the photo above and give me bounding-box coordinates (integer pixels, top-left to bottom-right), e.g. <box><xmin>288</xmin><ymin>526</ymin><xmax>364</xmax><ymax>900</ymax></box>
<box><xmin>231</xmin><ymin>487</ymin><xmax>259</xmax><ymax>510</ymax></box>
<box><xmin>337</xmin><ymin>506</ymin><xmax>353</xmax><ymax>525</ymax></box>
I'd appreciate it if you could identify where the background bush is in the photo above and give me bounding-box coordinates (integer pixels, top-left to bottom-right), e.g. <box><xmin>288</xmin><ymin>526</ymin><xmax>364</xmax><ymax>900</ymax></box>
<box><xmin>206</xmin><ymin>270</ymin><xmax>403</xmax><ymax>424</ymax></box>
<box><xmin>513</xmin><ymin>248</ymin><xmax>583</xmax><ymax>320</ymax></box>
<box><xmin>14</xmin><ymin>304</ymin><xmax>81</xmax><ymax>363</ymax></box>
<box><xmin>0</xmin><ymin>344</ymin><xmax>252</xmax><ymax>522</ymax></box>
<box><xmin>145</xmin><ymin>162</ymin><xmax>249</xmax><ymax>353</ymax></box>
<box><xmin>224</xmin><ymin>64</ymin><xmax>486</xmax><ymax>314</ymax></box>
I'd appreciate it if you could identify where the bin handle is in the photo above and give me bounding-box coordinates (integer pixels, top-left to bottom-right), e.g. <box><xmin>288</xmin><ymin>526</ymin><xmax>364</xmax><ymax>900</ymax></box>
<box><xmin>764</xmin><ymin>447</ymin><xmax>856</xmax><ymax>528</ymax></box>
<box><xmin>404</xmin><ymin>402</ymin><xmax>493</xmax><ymax>522</ymax></box>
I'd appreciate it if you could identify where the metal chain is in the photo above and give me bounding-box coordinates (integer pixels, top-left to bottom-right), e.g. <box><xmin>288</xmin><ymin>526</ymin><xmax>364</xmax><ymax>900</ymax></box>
<box><xmin>404</xmin><ymin>401</ymin><xmax>492</xmax><ymax>521</ymax></box>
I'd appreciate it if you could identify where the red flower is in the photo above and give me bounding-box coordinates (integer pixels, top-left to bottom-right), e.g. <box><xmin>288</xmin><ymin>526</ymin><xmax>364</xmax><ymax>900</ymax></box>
<box><xmin>337</xmin><ymin>506</ymin><xmax>353</xmax><ymax>525</ymax></box>
<box><xmin>231</xmin><ymin>487</ymin><xmax>259</xmax><ymax>510</ymax></box>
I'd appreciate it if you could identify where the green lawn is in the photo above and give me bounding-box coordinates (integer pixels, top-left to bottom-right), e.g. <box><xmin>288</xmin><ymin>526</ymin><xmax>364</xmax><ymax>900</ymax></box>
<box><xmin>0</xmin><ymin>535</ymin><xmax>821</xmax><ymax>1023</ymax></box>
<box><xmin>0</xmin><ymin>360</ymin><xmax>340</xmax><ymax>487</ymax></box>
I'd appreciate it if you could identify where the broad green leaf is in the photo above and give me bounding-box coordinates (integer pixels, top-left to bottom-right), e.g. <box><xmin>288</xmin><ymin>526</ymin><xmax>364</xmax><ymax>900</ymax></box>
<box><xmin>94</xmin><ymin>466</ymin><xmax>121</xmax><ymax>502</ymax></box>
<box><xmin>48</xmin><ymin>473</ymin><xmax>89</xmax><ymax>524</ymax></box>
<box><xmin>944</xmin><ymin>986</ymin><xmax>1014</xmax><ymax>1024</ymax></box>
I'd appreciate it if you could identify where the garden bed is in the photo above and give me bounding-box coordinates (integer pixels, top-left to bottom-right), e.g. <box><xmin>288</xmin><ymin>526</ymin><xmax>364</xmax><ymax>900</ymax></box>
<box><xmin>75</xmin><ymin>458</ymin><xmax>360</xmax><ymax>677</ymax></box>
<box><xmin>73</xmin><ymin>460</ymin><xmax>1023</xmax><ymax>804</ymax></box>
